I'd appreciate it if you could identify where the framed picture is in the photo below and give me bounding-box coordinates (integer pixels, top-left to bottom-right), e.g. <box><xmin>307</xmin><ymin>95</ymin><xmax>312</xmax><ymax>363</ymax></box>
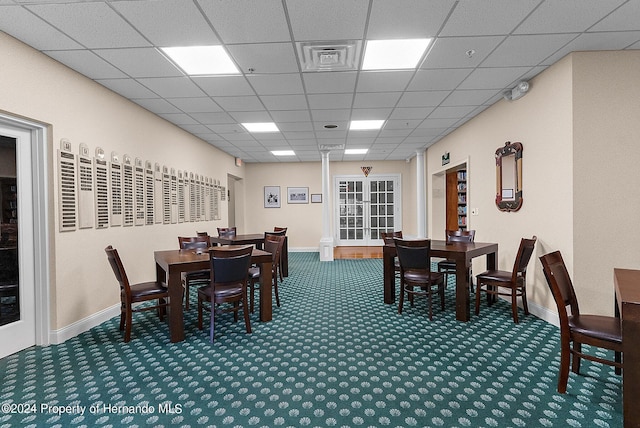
<box><xmin>311</xmin><ymin>193</ymin><xmax>322</xmax><ymax>203</ymax></box>
<box><xmin>264</xmin><ymin>186</ymin><xmax>281</xmax><ymax>208</ymax></box>
<box><xmin>287</xmin><ymin>187</ymin><xmax>309</xmax><ymax>204</ymax></box>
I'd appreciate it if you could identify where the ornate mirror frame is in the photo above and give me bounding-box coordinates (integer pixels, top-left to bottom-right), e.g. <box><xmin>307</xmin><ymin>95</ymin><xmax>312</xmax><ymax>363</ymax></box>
<box><xmin>495</xmin><ymin>141</ymin><xmax>523</xmax><ymax>212</ymax></box>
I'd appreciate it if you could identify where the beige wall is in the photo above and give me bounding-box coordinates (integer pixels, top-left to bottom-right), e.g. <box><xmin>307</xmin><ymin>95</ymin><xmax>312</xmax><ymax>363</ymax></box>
<box><xmin>243</xmin><ymin>159</ymin><xmax>415</xmax><ymax>248</ymax></box>
<box><xmin>0</xmin><ymin>32</ymin><xmax>243</xmax><ymax>330</ymax></box>
<box><xmin>572</xmin><ymin>51</ymin><xmax>640</xmax><ymax>314</ymax></box>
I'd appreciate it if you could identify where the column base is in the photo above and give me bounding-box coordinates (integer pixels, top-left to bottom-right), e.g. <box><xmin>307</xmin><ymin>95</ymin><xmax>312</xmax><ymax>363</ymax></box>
<box><xmin>319</xmin><ymin>237</ymin><xmax>334</xmax><ymax>261</ymax></box>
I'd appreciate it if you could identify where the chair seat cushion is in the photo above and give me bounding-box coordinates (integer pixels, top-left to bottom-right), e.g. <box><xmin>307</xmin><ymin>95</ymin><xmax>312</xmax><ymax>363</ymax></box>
<box><xmin>128</xmin><ymin>281</ymin><xmax>168</xmax><ymax>299</ymax></box>
<box><xmin>198</xmin><ymin>284</ymin><xmax>243</xmax><ymax>299</ymax></box>
<box><xmin>569</xmin><ymin>314</ymin><xmax>622</xmax><ymax>344</ymax></box>
<box><xmin>248</xmin><ymin>266</ymin><xmax>260</xmax><ymax>279</ymax></box>
<box><xmin>437</xmin><ymin>260</ymin><xmax>455</xmax><ymax>272</ymax></box>
<box><xmin>404</xmin><ymin>269</ymin><xmax>444</xmax><ymax>284</ymax></box>
<box><xmin>185</xmin><ymin>270</ymin><xmax>210</xmax><ymax>281</ymax></box>
<box><xmin>476</xmin><ymin>270</ymin><xmax>513</xmax><ymax>282</ymax></box>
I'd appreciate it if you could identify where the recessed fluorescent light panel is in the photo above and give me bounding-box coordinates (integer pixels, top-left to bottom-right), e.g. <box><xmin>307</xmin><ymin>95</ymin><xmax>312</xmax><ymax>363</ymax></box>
<box><xmin>161</xmin><ymin>46</ymin><xmax>239</xmax><ymax>75</ymax></box>
<box><xmin>345</xmin><ymin>148</ymin><xmax>368</xmax><ymax>154</ymax></box>
<box><xmin>362</xmin><ymin>39</ymin><xmax>432</xmax><ymax>70</ymax></box>
<box><xmin>242</xmin><ymin>122</ymin><xmax>280</xmax><ymax>133</ymax></box>
<box><xmin>349</xmin><ymin>120</ymin><xmax>385</xmax><ymax>130</ymax></box>
<box><xmin>271</xmin><ymin>150</ymin><xmax>295</xmax><ymax>156</ymax></box>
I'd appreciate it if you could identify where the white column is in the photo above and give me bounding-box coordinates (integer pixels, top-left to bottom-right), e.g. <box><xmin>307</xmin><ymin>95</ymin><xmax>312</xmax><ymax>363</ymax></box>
<box><xmin>416</xmin><ymin>150</ymin><xmax>426</xmax><ymax>238</ymax></box>
<box><xmin>319</xmin><ymin>149</ymin><xmax>334</xmax><ymax>261</ymax></box>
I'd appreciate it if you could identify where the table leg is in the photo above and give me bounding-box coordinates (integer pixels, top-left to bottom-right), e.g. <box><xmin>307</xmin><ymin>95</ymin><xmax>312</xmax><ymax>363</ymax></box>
<box><xmin>454</xmin><ymin>257</ymin><xmax>471</xmax><ymax>322</ymax></box>
<box><xmin>281</xmin><ymin>237</ymin><xmax>289</xmax><ymax>277</ymax></box>
<box><xmin>167</xmin><ymin>269</ymin><xmax>185</xmax><ymax>343</ymax></box>
<box><xmin>259</xmin><ymin>260</ymin><xmax>273</xmax><ymax>321</ymax></box>
<box><xmin>383</xmin><ymin>246</ymin><xmax>395</xmax><ymax>304</ymax></box>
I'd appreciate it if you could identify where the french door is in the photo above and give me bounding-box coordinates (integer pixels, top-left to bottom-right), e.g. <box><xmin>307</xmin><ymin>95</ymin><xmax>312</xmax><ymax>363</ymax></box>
<box><xmin>334</xmin><ymin>174</ymin><xmax>401</xmax><ymax>246</ymax></box>
<box><xmin>0</xmin><ymin>124</ymin><xmax>36</xmax><ymax>358</ymax></box>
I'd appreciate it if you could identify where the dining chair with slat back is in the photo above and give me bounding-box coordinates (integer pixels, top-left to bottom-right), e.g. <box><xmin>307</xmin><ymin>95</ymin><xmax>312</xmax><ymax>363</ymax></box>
<box><xmin>475</xmin><ymin>236</ymin><xmax>537</xmax><ymax>323</ymax></box>
<box><xmin>249</xmin><ymin>234</ymin><xmax>285</xmax><ymax>313</ymax></box>
<box><xmin>540</xmin><ymin>250</ymin><xmax>622</xmax><ymax>393</ymax></box>
<box><xmin>394</xmin><ymin>237</ymin><xmax>445</xmax><ymax>320</ymax></box>
<box><xmin>178</xmin><ymin>235</ymin><xmax>211</xmax><ymax>310</ymax></box>
<box><xmin>381</xmin><ymin>231</ymin><xmax>403</xmax><ymax>281</ymax></box>
<box><xmin>268</xmin><ymin>228</ymin><xmax>287</xmax><ymax>281</ymax></box>
<box><xmin>217</xmin><ymin>227</ymin><xmax>237</xmax><ymax>237</ymax></box>
<box><xmin>197</xmin><ymin>245</ymin><xmax>253</xmax><ymax>343</ymax></box>
<box><xmin>437</xmin><ymin>230</ymin><xmax>476</xmax><ymax>287</ymax></box>
<box><xmin>105</xmin><ymin>245</ymin><xmax>169</xmax><ymax>342</ymax></box>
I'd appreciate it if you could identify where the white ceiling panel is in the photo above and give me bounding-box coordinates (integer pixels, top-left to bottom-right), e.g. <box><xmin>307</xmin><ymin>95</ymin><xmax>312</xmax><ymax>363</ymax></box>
<box><xmin>111</xmin><ymin>0</ymin><xmax>219</xmax><ymax>46</ymax></box>
<box><xmin>94</xmin><ymin>48</ymin><xmax>182</xmax><ymax>78</ymax></box>
<box><xmin>227</xmin><ymin>43</ymin><xmax>299</xmax><ymax>74</ymax></box>
<box><xmin>3</xmin><ymin>0</ymin><xmax>638</xmax><ymax>162</ymax></box>
<box><xmin>26</xmin><ymin>2</ymin><xmax>150</xmax><ymax>48</ymax></box>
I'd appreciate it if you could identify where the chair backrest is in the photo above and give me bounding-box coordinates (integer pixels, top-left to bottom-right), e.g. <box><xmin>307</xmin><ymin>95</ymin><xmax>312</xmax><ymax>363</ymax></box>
<box><xmin>209</xmin><ymin>245</ymin><xmax>253</xmax><ymax>285</ymax></box>
<box><xmin>540</xmin><ymin>250</ymin><xmax>580</xmax><ymax>327</ymax></box>
<box><xmin>381</xmin><ymin>231</ymin><xmax>403</xmax><ymax>244</ymax></box>
<box><xmin>394</xmin><ymin>238</ymin><xmax>431</xmax><ymax>271</ymax></box>
<box><xmin>274</xmin><ymin>227</ymin><xmax>287</xmax><ymax>234</ymax></box>
<box><xmin>105</xmin><ymin>245</ymin><xmax>131</xmax><ymax>298</ymax></box>
<box><xmin>265</xmin><ymin>229</ymin><xmax>286</xmax><ymax>238</ymax></box>
<box><xmin>445</xmin><ymin>229</ymin><xmax>475</xmax><ymax>243</ymax></box>
<box><xmin>196</xmin><ymin>231</ymin><xmax>209</xmax><ymax>237</ymax></box>
<box><xmin>178</xmin><ymin>235</ymin><xmax>210</xmax><ymax>250</ymax></box>
<box><xmin>217</xmin><ymin>227</ymin><xmax>237</xmax><ymax>237</ymax></box>
<box><xmin>511</xmin><ymin>236</ymin><xmax>537</xmax><ymax>280</ymax></box>
<box><xmin>264</xmin><ymin>234</ymin><xmax>285</xmax><ymax>267</ymax></box>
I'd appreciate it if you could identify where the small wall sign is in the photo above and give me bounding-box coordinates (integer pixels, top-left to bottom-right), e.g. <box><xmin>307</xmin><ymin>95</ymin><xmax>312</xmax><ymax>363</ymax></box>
<box><xmin>442</xmin><ymin>152</ymin><xmax>450</xmax><ymax>166</ymax></box>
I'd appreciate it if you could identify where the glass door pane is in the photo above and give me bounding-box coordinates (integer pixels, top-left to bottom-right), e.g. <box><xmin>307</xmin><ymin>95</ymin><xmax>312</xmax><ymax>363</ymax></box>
<box><xmin>0</xmin><ymin>136</ymin><xmax>19</xmax><ymax>326</ymax></box>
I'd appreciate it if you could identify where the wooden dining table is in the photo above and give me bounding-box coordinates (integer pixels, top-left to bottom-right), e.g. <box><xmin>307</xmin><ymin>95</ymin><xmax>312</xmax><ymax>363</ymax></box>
<box><xmin>210</xmin><ymin>233</ymin><xmax>288</xmax><ymax>277</ymax></box>
<box><xmin>154</xmin><ymin>246</ymin><xmax>272</xmax><ymax>343</ymax></box>
<box><xmin>383</xmin><ymin>239</ymin><xmax>498</xmax><ymax>322</ymax></box>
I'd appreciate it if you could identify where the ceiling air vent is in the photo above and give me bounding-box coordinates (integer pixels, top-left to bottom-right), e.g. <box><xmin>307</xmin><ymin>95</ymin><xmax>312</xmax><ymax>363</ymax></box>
<box><xmin>297</xmin><ymin>40</ymin><xmax>362</xmax><ymax>72</ymax></box>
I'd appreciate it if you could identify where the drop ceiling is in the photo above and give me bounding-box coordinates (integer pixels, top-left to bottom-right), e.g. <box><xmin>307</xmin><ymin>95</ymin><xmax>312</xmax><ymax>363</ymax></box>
<box><xmin>1</xmin><ymin>0</ymin><xmax>639</xmax><ymax>162</ymax></box>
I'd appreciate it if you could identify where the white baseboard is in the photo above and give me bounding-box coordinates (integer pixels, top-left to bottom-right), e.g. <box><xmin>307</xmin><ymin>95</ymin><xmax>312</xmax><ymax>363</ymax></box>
<box><xmin>49</xmin><ymin>304</ymin><xmax>120</xmax><ymax>344</ymax></box>
<box><xmin>497</xmin><ymin>296</ymin><xmax>559</xmax><ymax>327</ymax></box>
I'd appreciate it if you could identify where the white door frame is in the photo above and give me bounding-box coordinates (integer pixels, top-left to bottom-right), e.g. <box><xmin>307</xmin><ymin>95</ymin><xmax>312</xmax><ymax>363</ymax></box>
<box><xmin>0</xmin><ymin>113</ymin><xmax>50</xmax><ymax>357</ymax></box>
<box><xmin>334</xmin><ymin>174</ymin><xmax>402</xmax><ymax>246</ymax></box>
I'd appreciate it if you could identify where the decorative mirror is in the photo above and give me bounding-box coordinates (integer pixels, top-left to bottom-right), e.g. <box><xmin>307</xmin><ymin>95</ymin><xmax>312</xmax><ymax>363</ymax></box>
<box><xmin>495</xmin><ymin>141</ymin><xmax>523</xmax><ymax>212</ymax></box>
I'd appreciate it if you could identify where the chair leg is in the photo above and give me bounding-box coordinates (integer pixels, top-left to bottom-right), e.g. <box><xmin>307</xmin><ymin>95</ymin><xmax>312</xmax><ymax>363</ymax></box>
<box><xmin>558</xmin><ymin>337</ymin><xmax>571</xmax><ymax>393</ymax></box>
<box><xmin>398</xmin><ymin>281</ymin><xmax>405</xmax><ymax>314</ymax></box>
<box><xmin>249</xmin><ymin>279</ymin><xmax>256</xmax><ymax>314</ymax></box>
<box><xmin>197</xmin><ymin>296</ymin><xmax>203</xmax><ymax>330</ymax></box>
<box><xmin>184</xmin><ymin>281</ymin><xmax>190</xmax><ymax>311</ymax></box>
<box><xmin>427</xmin><ymin>288</ymin><xmax>433</xmax><ymax>320</ymax></box>
<box><xmin>475</xmin><ymin>282</ymin><xmax>482</xmax><ymax>315</ymax></box>
<box><xmin>158</xmin><ymin>298</ymin><xmax>166</xmax><ymax>321</ymax></box>
<box><xmin>119</xmin><ymin>303</ymin><xmax>126</xmax><ymax>331</ymax></box>
<box><xmin>243</xmin><ymin>297</ymin><xmax>252</xmax><ymax>334</ymax></box>
<box><xmin>274</xmin><ymin>277</ymin><xmax>280</xmax><ymax>307</ymax></box>
<box><xmin>439</xmin><ymin>284</ymin><xmax>445</xmax><ymax>310</ymax></box>
<box><xmin>615</xmin><ymin>351</ymin><xmax>622</xmax><ymax>375</ymax></box>
<box><xmin>233</xmin><ymin>301</ymin><xmax>239</xmax><ymax>322</ymax></box>
<box><xmin>521</xmin><ymin>286</ymin><xmax>529</xmax><ymax>315</ymax></box>
<box><xmin>124</xmin><ymin>307</ymin><xmax>133</xmax><ymax>343</ymax></box>
<box><xmin>209</xmin><ymin>297</ymin><xmax>215</xmax><ymax>343</ymax></box>
<box><xmin>511</xmin><ymin>288</ymin><xmax>519</xmax><ymax>324</ymax></box>
<box><xmin>572</xmin><ymin>342</ymin><xmax>582</xmax><ymax>374</ymax></box>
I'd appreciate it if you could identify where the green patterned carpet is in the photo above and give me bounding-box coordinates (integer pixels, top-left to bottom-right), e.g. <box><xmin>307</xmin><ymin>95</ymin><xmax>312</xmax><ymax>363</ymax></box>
<box><xmin>0</xmin><ymin>253</ymin><xmax>622</xmax><ymax>427</ymax></box>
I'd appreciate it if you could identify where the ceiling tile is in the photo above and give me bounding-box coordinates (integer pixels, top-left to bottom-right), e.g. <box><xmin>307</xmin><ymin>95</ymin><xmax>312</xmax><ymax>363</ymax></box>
<box><xmin>26</xmin><ymin>2</ymin><xmax>150</xmax><ymax>48</ymax></box>
<box><xmin>111</xmin><ymin>0</ymin><xmax>219</xmax><ymax>46</ymax></box>
<box><xmin>94</xmin><ymin>48</ymin><xmax>182</xmax><ymax>78</ymax></box>
<box><xmin>0</xmin><ymin>5</ymin><xmax>83</xmax><ymax>50</ymax></box>
<box><xmin>440</xmin><ymin>0</ymin><xmax>540</xmax><ymax>36</ymax></box>
<box><xmin>367</xmin><ymin>0</ymin><xmax>455</xmax><ymax>39</ymax></box>
<box><xmin>482</xmin><ymin>34</ymin><xmax>578</xmax><ymax>67</ymax></box>
<box><xmin>198</xmin><ymin>0</ymin><xmax>290</xmax><ymax>43</ymax></box>
<box><xmin>458</xmin><ymin>67</ymin><xmax>531</xmax><ymax>90</ymax></box>
<box><xmin>158</xmin><ymin>113</ymin><xmax>198</xmax><ymax>125</ymax></box>
<box><xmin>212</xmin><ymin>96</ymin><xmax>265</xmax><ymax>112</ymax></box>
<box><xmin>423</xmin><ymin>36</ymin><xmax>505</xmax><ymax>68</ymax></box>
<box><xmin>353</xmin><ymin>92</ymin><xmax>402</xmax><ymax>108</ymax></box>
<box><xmin>207</xmin><ymin>124</ymin><xmax>246</xmax><ymax>134</ymax></box>
<box><xmin>303</xmin><ymin>72</ymin><xmax>357</xmax><ymax>94</ymax></box>
<box><xmin>247</xmin><ymin>74</ymin><xmax>304</xmax><ymax>95</ymax></box>
<box><xmin>132</xmin><ymin>98</ymin><xmax>182</xmax><ymax>114</ymax></box>
<box><xmin>390</xmin><ymin>107</ymin><xmax>435</xmax><ymax>119</ymax></box>
<box><xmin>44</xmin><ymin>50</ymin><xmax>126</xmax><ymax>79</ymax></box>
<box><xmin>96</xmin><ymin>78</ymin><xmax>159</xmax><ymax>99</ymax></box>
<box><xmin>440</xmin><ymin>89</ymin><xmax>499</xmax><ymax>106</ymax></box>
<box><xmin>285</xmin><ymin>0</ymin><xmax>368</xmax><ymax>41</ymax></box>
<box><xmin>270</xmin><ymin>110</ymin><xmax>312</xmax><ymax>122</ymax></box>
<box><xmin>350</xmin><ymin>108</ymin><xmax>393</xmax><ymax>120</ymax></box>
<box><xmin>168</xmin><ymin>97</ymin><xmax>222</xmax><ymax>113</ymax></box>
<box><xmin>588</xmin><ymin>1</ymin><xmax>640</xmax><ymax>32</ymax></box>
<box><xmin>408</xmin><ymin>69</ymin><xmax>473</xmax><ymax>91</ymax></box>
<box><xmin>228</xmin><ymin>111</ymin><xmax>273</xmax><ymax>123</ymax></box>
<box><xmin>307</xmin><ymin>93</ymin><xmax>353</xmax><ymax>109</ymax></box>
<box><xmin>542</xmin><ymin>31</ymin><xmax>640</xmax><ymax>66</ymax></box>
<box><xmin>137</xmin><ymin>77</ymin><xmax>207</xmax><ymax>98</ymax></box>
<box><xmin>429</xmin><ymin>106</ymin><xmax>476</xmax><ymax>119</ymax></box>
<box><xmin>356</xmin><ymin>71</ymin><xmax>414</xmax><ymax>92</ymax></box>
<box><xmin>260</xmin><ymin>94</ymin><xmax>308</xmax><ymax>110</ymax></box>
<box><xmin>228</xmin><ymin>43</ymin><xmax>299</xmax><ymax>74</ymax></box>
<box><xmin>189</xmin><ymin>112</ymin><xmax>236</xmax><ymax>124</ymax></box>
<box><xmin>310</xmin><ymin>109</ymin><xmax>351</xmax><ymax>122</ymax></box>
<box><xmin>397</xmin><ymin>91</ymin><xmax>449</xmax><ymax>108</ymax></box>
<box><xmin>278</xmin><ymin>122</ymin><xmax>314</xmax><ymax>132</ymax></box>
<box><xmin>192</xmin><ymin>76</ymin><xmax>255</xmax><ymax>97</ymax></box>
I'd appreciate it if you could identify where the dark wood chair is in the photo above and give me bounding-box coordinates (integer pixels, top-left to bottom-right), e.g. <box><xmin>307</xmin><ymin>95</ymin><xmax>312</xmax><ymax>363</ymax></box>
<box><xmin>105</xmin><ymin>245</ymin><xmax>168</xmax><ymax>343</ymax></box>
<box><xmin>381</xmin><ymin>231</ymin><xmax>403</xmax><ymax>281</ymax></box>
<box><xmin>540</xmin><ymin>250</ymin><xmax>622</xmax><ymax>393</ymax></box>
<box><xmin>394</xmin><ymin>238</ymin><xmax>445</xmax><ymax>320</ymax></box>
<box><xmin>268</xmin><ymin>228</ymin><xmax>287</xmax><ymax>281</ymax></box>
<box><xmin>475</xmin><ymin>236</ymin><xmax>537</xmax><ymax>323</ymax></box>
<box><xmin>197</xmin><ymin>245</ymin><xmax>253</xmax><ymax>343</ymax></box>
<box><xmin>437</xmin><ymin>229</ymin><xmax>476</xmax><ymax>287</ymax></box>
<box><xmin>217</xmin><ymin>227</ymin><xmax>237</xmax><ymax>237</ymax></box>
<box><xmin>178</xmin><ymin>235</ymin><xmax>211</xmax><ymax>310</ymax></box>
<box><xmin>249</xmin><ymin>234</ymin><xmax>285</xmax><ymax>313</ymax></box>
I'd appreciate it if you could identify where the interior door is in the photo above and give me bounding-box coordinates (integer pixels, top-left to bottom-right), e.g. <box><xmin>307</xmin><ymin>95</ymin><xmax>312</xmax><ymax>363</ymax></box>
<box><xmin>0</xmin><ymin>125</ymin><xmax>36</xmax><ymax>359</ymax></box>
<box><xmin>335</xmin><ymin>174</ymin><xmax>401</xmax><ymax>246</ymax></box>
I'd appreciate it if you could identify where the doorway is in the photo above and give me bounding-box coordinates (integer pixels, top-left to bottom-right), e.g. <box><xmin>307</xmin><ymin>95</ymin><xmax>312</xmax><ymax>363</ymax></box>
<box><xmin>334</xmin><ymin>174</ymin><xmax>402</xmax><ymax>246</ymax></box>
<box><xmin>0</xmin><ymin>116</ymin><xmax>49</xmax><ymax>359</ymax></box>
<box><xmin>430</xmin><ymin>159</ymin><xmax>468</xmax><ymax>239</ymax></box>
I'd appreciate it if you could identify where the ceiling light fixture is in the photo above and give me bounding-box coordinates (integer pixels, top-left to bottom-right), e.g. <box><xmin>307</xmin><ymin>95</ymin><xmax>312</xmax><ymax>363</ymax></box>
<box><xmin>345</xmin><ymin>148</ymin><xmax>368</xmax><ymax>155</ymax></box>
<box><xmin>503</xmin><ymin>81</ymin><xmax>530</xmax><ymax>101</ymax></box>
<box><xmin>161</xmin><ymin>46</ymin><xmax>239</xmax><ymax>75</ymax></box>
<box><xmin>350</xmin><ymin>120</ymin><xmax>385</xmax><ymax>130</ymax></box>
<box><xmin>271</xmin><ymin>150</ymin><xmax>295</xmax><ymax>156</ymax></box>
<box><xmin>242</xmin><ymin>122</ymin><xmax>280</xmax><ymax>133</ymax></box>
<box><xmin>362</xmin><ymin>39</ymin><xmax>432</xmax><ymax>70</ymax></box>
